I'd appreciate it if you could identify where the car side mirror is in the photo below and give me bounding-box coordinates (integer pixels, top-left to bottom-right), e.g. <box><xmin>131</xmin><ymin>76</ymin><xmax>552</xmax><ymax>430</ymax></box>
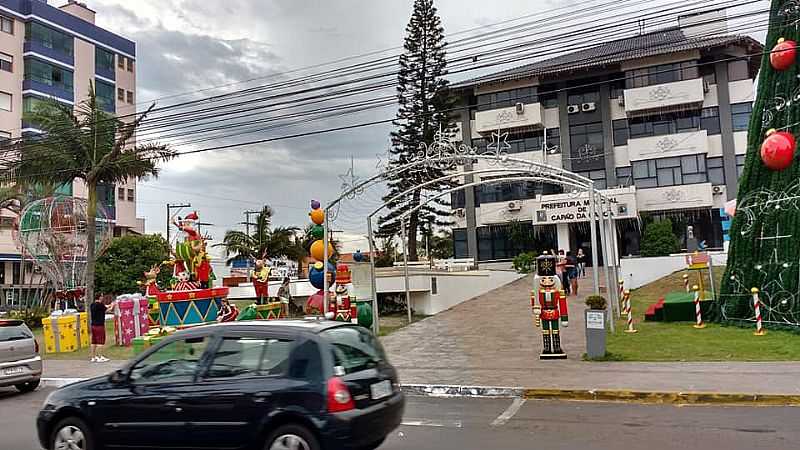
<box><xmin>109</xmin><ymin>369</ymin><xmax>128</xmax><ymax>384</ymax></box>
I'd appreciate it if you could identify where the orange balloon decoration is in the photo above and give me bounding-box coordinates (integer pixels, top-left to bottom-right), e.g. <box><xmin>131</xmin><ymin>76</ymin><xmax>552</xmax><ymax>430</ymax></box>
<box><xmin>310</xmin><ymin>240</ymin><xmax>334</xmax><ymax>261</ymax></box>
<box><xmin>310</xmin><ymin>209</ymin><xmax>325</xmax><ymax>225</ymax></box>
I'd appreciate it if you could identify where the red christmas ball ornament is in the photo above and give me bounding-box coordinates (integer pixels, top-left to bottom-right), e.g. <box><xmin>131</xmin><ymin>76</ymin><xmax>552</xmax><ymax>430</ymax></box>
<box><xmin>770</xmin><ymin>38</ymin><xmax>797</xmax><ymax>71</ymax></box>
<box><xmin>760</xmin><ymin>129</ymin><xmax>796</xmax><ymax>171</ymax></box>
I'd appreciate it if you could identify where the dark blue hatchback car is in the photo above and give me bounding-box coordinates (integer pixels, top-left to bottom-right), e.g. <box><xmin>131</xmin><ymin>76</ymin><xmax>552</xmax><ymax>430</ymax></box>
<box><xmin>37</xmin><ymin>320</ymin><xmax>404</xmax><ymax>450</ymax></box>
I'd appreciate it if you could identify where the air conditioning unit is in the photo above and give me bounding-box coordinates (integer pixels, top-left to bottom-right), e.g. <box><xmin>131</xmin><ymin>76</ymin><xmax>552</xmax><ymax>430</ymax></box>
<box><xmin>712</xmin><ymin>185</ymin><xmax>724</xmax><ymax>195</ymax></box>
<box><xmin>455</xmin><ymin>208</ymin><xmax>466</xmax><ymax>218</ymax></box>
<box><xmin>617</xmin><ymin>204</ymin><xmax>629</xmax><ymax>215</ymax></box>
<box><xmin>507</xmin><ymin>201</ymin><xmax>522</xmax><ymax>212</ymax></box>
<box><xmin>567</xmin><ymin>104</ymin><xmax>581</xmax><ymax>114</ymax></box>
<box><xmin>582</xmin><ymin>102</ymin><xmax>597</xmax><ymax>112</ymax></box>
<box><xmin>515</xmin><ymin>102</ymin><xmax>525</xmax><ymax>115</ymax></box>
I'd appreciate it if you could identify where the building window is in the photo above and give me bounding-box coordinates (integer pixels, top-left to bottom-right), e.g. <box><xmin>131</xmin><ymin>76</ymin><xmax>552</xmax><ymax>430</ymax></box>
<box><xmin>477</xmin><ymin>86</ymin><xmax>538</xmax><ymax>111</ymax></box>
<box><xmin>546</xmin><ymin>127</ymin><xmax>560</xmax><ymax>153</ymax></box>
<box><xmin>736</xmin><ymin>154</ymin><xmax>746</xmax><ymax>176</ymax></box>
<box><xmin>731</xmin><ymin>102</ymin><xmax>752</xmax><ymax>132</ymax></box>
<box><xmin>633</xmin><ymin>155</ymin><xmax>707</xmax><ymax>188</ymax></box>
<box><xmin>0</xmin><ymin>16</ymin><xmax>13</xmax><ymax>35</ymax></box>
<box><xmin>569</xmin><ymin>122</ymin><xmax>604</xmax><ymax>171</ymax></box>
<box><xmin>0</xmin><ymin>91</ymin><xmax>11</xmax><ymax>111</ymax></box>
<box><xmin>567</xmin><ymin>90</ymin><xmax>599</xmax><ymax>106</ymax></box>
<box><xmin>707</xmin><ymin>157</ymin><xmax>725</xmax><ymax>185</ymax></box>
<box><xmin>126</xmin><ymin>58</ymin><xmax>134</xmax><ymax>72</ymax></box>
<box><xmin>0</xmin><ymin>53</ymin><xmax>12</xmax><ymax>72</ymax></box>
<box><xmin>453</xmin><ymin>229</ymin><xmax>468</xmax><ymax>259</ymax></box>
<box><xmin>95</xmin><ymin>80</ymin><xmax>115</xmax><ymax>112</ymax></box>
<box><xmin>95</xmin><ymin>47</ymin><xmax>115</xmax><ymax>73</ymax></box>
<box><xmin>616</xmin><ymin>166</ymin><xmax>633</xmax><ymax>187</ymax></box>
<box><xmin>540</xmin><ymin>89</ymin><xmax>558</xmax><ymax>108</ymax></box>
<box><xmin>609</xmin><ymin>80</ymin><xmax>625</xmax><ymax>99</ymax></box>
<box><xmin>117</xmin><ymin>55</ymin><xmax>124</xmax><ymax>69</ymax></box>
<box><xmin>626</xmin><ymin>61</ymin><xmax>698</xmax><ymax>89</ymax></box>
<box><xmin>701</xmin><ymin>107</ymin><xmax>720</xmax><ymax>135</ymax></box>
<box><xmin>612</xmin><ymin>119</ymin><xmax>629</xmax><ymax>146</ymax></box>
<box><xmin>25</xmin><ymin>22</ymin><xmax>74</xmax><ymax>57</ymax></box>
<box><xmin>117</xmin><ymin>187</ymin><xmax>125</xmax><ymax>200</ymax></box>
<box><xmin>117</xmin><ymin>87</ymin><xmax>124</xmax><ymax>101</ymax></box>
<box><xmin>576</xmin><ymin>170</ymin><xmax>607</xmax><ymax>189</ymax></box>
<box><xmin>700</xmin><ymin>63</ymin><xmax>716</xmax><ymax>85</ymax></box>
<box><xmin>127</xmin><ymin>188</ymin><xmax>134</xmax><ymax>201</ymax></box>
<box><xmin>728</xmin><ymin>59</ymin><xmax>750</xmax><ymax>82</ymax></box>
<box><xmin>127</xmin><ymin>90</ymin><xmax>134</xmax><ymax>104</ymax></box>
<box><xmin>25</xmin><ymin>59</ymin><xmax>74</xmax><ymax>92</ymax></box>
<box><xmin>474</xmin><ymin>130</ymin><xmax>550</xmax><ymax>156</ymax></box>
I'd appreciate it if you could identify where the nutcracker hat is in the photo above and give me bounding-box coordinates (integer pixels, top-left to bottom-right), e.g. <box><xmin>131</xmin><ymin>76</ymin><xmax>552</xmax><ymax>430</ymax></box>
<box><xmin>537</xmin><ymin>254</ymin><xmax>557</xmax><ymax>277</ymax></box>
<box><xmin>184</xmin><ymin>211</ymin><xmax>199</xmax><ymax>221</ymax></box>
<box><xmin>335</xmin><ymin>263</ymin><xmax>352</xmax><ymax>285</ymax></box>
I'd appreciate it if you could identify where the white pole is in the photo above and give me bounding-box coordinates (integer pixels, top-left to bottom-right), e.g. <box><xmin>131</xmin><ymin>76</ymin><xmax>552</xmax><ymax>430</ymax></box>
<box><xmin>367</xmin><ymin>218</ymin><xmax>380</xmax><ymax>334</ymax></box>
<box><xmin>401</xmin><ymin>221</ymin><xmax>412</xmax><ymax>324</ymax></box>
<box><xmin>587</xmin><ymin>186</ymin><xmax>600</xmax><ymax>296</ymax></box>
<box><xmin>323</xmin><ymin>212</ymin><xmax>329</xmax><ymax>318</ymax></box>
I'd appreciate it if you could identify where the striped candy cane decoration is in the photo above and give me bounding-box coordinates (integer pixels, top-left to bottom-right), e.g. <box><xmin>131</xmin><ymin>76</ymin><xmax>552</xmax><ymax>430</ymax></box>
<box><xmin>751</xmin><ymin>287</ymin><xmax>766</xmax><ymax>336</ymax></box>
<box><xmin>683</xmin><ymin>274</ymin><xmax>690</xmax><ymax>293</ymax></box>
<box><xmin>692</xmin><ymin>285</ymin><xmax>706</xmax><ymax>329</ymax></box>
<box><xmin>623</xmin><ymin>289</ymin><xmax>637</xmax><ymax>333</ymax></box>
<box><xmin>618</xmin><ymin>279</ymin><xmax>625</xmax><ymax>318</ymax></box>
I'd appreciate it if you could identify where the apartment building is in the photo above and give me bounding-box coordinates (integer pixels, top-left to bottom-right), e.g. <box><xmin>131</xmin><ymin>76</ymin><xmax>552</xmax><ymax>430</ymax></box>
<box><xmin>0</xmin><ymin>0</ymin><xmax>141</xmax><ymax>294</ymax></box>
<box><xmin>449</xmin><ymin>13</ymin><xmax>762</xmax><ymax>263</ymax></box>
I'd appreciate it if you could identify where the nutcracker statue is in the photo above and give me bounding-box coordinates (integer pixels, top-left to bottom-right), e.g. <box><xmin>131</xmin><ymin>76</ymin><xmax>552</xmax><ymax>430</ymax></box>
<box><xmin>532</xmin><ymin>253</ymin><xmax>569</xmax><ymax>359</ymax></box>
<box><xmin>331</xmin><ymin>264</ymin><xmax>358</xmax><ymax>323</ymax></box>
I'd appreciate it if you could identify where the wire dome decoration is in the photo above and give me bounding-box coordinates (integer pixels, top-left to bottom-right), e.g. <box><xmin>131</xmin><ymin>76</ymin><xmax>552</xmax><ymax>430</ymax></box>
<box><xmin>15</xmin><ymin>196</ymin><xmax>113</xmax><ymax>291</ymax></box>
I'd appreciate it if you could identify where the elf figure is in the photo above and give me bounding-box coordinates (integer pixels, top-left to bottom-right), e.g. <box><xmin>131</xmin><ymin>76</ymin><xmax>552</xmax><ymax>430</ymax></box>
<box><xmin>532</xmin><ymin>253</ymin><xmax>569</xmax><ymax>360</ymax></box>
<box><xmin>252</xmin><ymin>259</ymin><xmax>271</xmax><ymax>305</ymax></box>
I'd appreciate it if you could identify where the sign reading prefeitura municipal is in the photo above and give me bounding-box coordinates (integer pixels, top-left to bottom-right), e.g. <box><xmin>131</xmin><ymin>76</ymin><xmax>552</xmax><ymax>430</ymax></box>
<box><xmin>533</xmin><ymin>187</ymin><xmax>638</xmax><ymax>224</ymax></box>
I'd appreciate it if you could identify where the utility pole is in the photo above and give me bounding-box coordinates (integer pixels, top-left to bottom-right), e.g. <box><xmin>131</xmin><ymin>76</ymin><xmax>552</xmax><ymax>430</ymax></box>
<box><xmin>166</xmin><ymin>203</ymin><xmax>191</xmax><ymax>244</ymax></box>
<box><xmin>197</xmin><ymin>222</ymin><xmax>214</xmax><ymax>240</ymax></box>
<box><xmin>241</xmin><ymin>210</ymin><xmax>260</xmax><ymax>260</ymax></box>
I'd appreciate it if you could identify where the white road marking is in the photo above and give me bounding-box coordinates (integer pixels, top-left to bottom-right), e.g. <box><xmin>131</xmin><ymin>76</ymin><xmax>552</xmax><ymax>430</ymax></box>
<box><xmin>401</xmin><ymin>419</ymin><xmax>463</xmax><ymax>428</ymax></box>
<box><xmin>491</xmin><ymin>398</ymin><xmax>526</xmax><ymax>427</ymax></box>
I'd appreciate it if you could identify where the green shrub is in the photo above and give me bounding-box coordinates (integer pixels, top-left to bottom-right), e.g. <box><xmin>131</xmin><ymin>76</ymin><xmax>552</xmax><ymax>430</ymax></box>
<box><xmin>10</xmin><ymin>305</ymin><xmax>50</xmax><ymax>329</ymax></box>
<box><xmin>585</xmin><ymin>295</ymin><xmax>608</xmax><ymax>310</ymax></box>
<box><xmin>640</xmin><ymin>219</ymin><xmax>680</xmax><ymax>257</ymax></box>
<box><xmin>512</xmin><ymin>252</ymin><xmax>537</xmax><ymax>274</ymax></box>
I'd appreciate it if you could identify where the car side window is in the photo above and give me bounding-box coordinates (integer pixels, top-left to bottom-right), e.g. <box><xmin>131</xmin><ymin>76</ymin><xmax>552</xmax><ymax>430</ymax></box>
<box><xmin>205</xmin><ymin>337</ymin><xmax>293</xmax><ymax>379</ymax></box>
<box><xmin>129</xmin><ymin>337</ymin><xmax>209</xmax><ymax>384</ymax></box>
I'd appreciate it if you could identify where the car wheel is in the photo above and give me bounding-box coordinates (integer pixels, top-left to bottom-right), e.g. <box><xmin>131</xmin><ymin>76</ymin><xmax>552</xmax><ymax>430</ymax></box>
<box><xmin>15</xmin><ymin>378</ymin><xmax>40</xmax><ymax>393</ymax></box>
<box><xmin>50</xmin><ymin>417</ymin><xmax>94</xmax><ymax>450</ymax></box>
<box><xmin>360</xmin><ymin>437</ymin><xmax>387</xmax><ymax>450</ymax></box>
<box><xmin>265</xmin><ymin>424</ymin><xmax>319</xmax><ymax>450</ymax></box>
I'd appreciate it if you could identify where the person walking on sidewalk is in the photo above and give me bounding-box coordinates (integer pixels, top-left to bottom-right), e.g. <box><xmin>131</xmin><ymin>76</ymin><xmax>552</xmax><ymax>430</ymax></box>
<box><xmin>89</xmin><ymin>296</ymin><xmax>114</xmax><ymax>363</ymax></box>
<box><xmin>576</xmin><ymin>248</ymin><xmax>586</xmax><ymax>278</ymax></box>
<box><xmin>557</xmin><ymin>250</ymin><xmax>570</xmax><ymax>295</ymax></box>
<box><xmin>566</xmin><ymin>251</ymin><xmax>579</xmax><ymax>296</ymax></box>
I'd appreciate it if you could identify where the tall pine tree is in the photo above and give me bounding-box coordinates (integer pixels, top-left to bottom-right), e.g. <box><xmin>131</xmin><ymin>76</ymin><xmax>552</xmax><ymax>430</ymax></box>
<box><xmin>719</xmin><ymin>0</ymin><xmax>800</xmax><ymax>330</ymax></box>
<box><xmin>378</xmin><ymin>0</ymin><xmax>455</xmax><ymax>261</ymax></box>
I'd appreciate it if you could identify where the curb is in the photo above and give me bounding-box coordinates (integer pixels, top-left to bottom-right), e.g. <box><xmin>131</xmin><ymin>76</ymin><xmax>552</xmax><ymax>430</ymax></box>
<box><xmin>40</xmin><ymin>379</ymin><xmax>800</xmax><ymax>406</ymax></box>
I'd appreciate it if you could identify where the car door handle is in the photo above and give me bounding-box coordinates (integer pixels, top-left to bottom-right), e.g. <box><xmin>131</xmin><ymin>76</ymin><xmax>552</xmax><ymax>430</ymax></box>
<box><xmin>254</xmin><ymin>393</ymin><xmax>272</xmax><ymax>403</ymax></box>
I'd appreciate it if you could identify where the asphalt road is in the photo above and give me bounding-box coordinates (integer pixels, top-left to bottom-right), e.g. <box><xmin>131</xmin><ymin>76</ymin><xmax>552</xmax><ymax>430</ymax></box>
<box><xmin>4</xmin><ymin>387</ymin><xmax>799</xmax><ymax>450</ymax></box>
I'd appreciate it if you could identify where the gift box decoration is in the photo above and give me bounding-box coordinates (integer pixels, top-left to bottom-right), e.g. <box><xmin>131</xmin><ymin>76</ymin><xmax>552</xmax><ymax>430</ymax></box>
<box><xmin>114</xmin><ymin>295</ymin><xmax>151</xmax><ymax>347</ymax></box>
<box><xmin>41</xmin><ymin>312</ymin><xmax>89</xmax><ymax>353</ymax></box>
<box><xmin>157</xmin><ymin>287</ymin><xmax>228</xmax><ymax>327</ymax></box>
<box><xmin>132</xmin><ymin>334</ymin><xmax>165</xmax><ymax>355</ymax></box>
<box><xmin>255</xmin><ymin>301</ymin><xmax>283</xmax><ymax>320</ymax></box>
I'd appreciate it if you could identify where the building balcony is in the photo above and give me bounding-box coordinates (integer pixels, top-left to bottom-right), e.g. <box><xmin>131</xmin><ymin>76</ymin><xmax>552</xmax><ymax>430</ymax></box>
<box><xmin>22</xmin><ymin>79</ymin><xmax>74</xmax><ymax>103</ymax></box>
<box><xmin>23</xmin><ymin>41</ymin><xmax>74</xmax><ymax>67</ymax></box>
<box><xmin>626</xmin><ymin>130</ymin><xmax>708</xmax><ymax>162</ymax></box>
<box><xmin>474</xmin><ymin>102</ymin><xmax>544</xmax><ymax>133</ymax></box>
<box><xmin>623</xmin><ymin>78</ymin><xmax>705</xmax><ymax>115</ymax></box>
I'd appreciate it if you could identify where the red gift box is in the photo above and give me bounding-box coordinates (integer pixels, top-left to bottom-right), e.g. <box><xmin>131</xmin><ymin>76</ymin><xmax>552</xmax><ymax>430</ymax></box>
<box><xmin>114</xmin><ymin>295</ymin><xmax>151</xmax><ymax>347</ymax></box>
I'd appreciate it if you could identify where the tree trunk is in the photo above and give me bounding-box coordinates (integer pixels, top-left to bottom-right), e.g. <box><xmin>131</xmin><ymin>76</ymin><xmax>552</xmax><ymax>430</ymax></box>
<box><xmin>408</xmin><ymin>191</ymin><xmax>420</xmax><ymax>261</ymax></box>
<box><xmin>85</xmin><ymin>181</ymin><xmax>98</xmax><ymax>307</ymax></box>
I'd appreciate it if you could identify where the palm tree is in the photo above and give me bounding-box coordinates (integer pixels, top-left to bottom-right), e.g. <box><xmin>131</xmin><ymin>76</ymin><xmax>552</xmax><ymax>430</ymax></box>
<box><xmin>218</xmin><ymin>205</ymin><xmax>302</xmax><ymax>265</ymax></box>
<box><xmin>12</xmin><ymin>83</ymin><xmax>175</xmax><ymax>306</ymax></box>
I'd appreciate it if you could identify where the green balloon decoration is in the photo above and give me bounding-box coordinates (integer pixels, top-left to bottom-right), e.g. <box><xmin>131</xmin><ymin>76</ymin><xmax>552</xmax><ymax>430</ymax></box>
<box><xmin>311</xmin><ymin>225</ymin><xmax>324</xmax><ymax>239</ymax></box>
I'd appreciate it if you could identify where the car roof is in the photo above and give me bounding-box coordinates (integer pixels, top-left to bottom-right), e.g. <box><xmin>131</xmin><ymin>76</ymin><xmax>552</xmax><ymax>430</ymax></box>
<box><xmin>173</xmin><ymin>318</ymin><xmax>353</xmax><ymax>338</ymax></box>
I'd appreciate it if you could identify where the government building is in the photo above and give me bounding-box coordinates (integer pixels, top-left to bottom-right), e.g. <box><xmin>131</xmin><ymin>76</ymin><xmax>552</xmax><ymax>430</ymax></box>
<box><xmin>449</xmin><ymin>11</ymin><xmax>762</xmax><ymax>263</ymax></box>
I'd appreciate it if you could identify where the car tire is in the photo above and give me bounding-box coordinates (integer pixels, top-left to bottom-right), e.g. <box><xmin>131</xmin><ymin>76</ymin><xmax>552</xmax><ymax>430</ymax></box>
<box><xmin>360</xmin><ymin>437</ymin><xmax>387</xmax><ymax>450</ymax></box>
<box><xmin>50</xmin><ymin>417</ymin><xmax>94</xmax><ymax>450</ymax></box>
<box><xmin>15</xmin><ymin>378</ymin><xmax>40</xmax><ymax>393</ymax></box>
<box><xmin>265</xmin><ymin>423</ymin><xmax>320</xmax><ymax>450</ymax></box>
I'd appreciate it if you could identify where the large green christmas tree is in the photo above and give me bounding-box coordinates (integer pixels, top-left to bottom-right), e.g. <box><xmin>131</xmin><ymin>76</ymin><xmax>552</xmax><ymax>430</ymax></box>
<box><xmin>719</xmin><ymin>0</ymin><xmax>800</xmax><ymax>331</ymax></box>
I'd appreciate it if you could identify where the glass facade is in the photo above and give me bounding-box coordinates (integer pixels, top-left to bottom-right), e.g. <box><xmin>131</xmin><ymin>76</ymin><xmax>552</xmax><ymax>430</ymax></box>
<box><xmin>477</xmin><ymin>87</ymin><xmax>538</xmax><ymax>111</ymax></box>
<box><xmin>24</xmin><ymin>58</ymin><xmax>74</xmax><ymax>93</ymax></box>
<box><xmin>95</xmin><ymin>47</ymin><xmax>115</xmax><ymax>73</ymax></box>
<box><xmin>631</xmin><ymin>154</ymin><xmax>708</xmax><ymax>188</ymax></box>
<box><xmin>625</xmin><ymin>61</ymin><xmax>698</xmax><ymax>88</ymax></box>
<box><xmin>612</xmin><ymin>107</ymin><xmax>720</xmax><ymax>147</ymax></box>
<box><xmin>472</xmin><ymin>128</ymin><xmax>561</xmax><ymax>155</ymax></box>
<box><xmin>95</xmin><ymin>80</ymin><xmax>116</xmax><ymax>112</ymax></box>
<box><xmin>453</xmin><ymin>224</ymin><xmax>557</xmax><ymax>261</ymax></box>
<box><xmin>25</xmin><ymin>22</ymin><xmax>73</xmax><ymax>57</ymax></box>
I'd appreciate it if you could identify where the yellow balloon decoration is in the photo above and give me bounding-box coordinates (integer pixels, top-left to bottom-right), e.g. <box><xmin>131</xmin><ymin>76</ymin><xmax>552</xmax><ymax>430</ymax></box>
<box><xmin>310</xmin><ymin>240</ymin><xmax>334</xmax><ymax>261</ymax></box>
<box><xmin>310</xmin><ymin>209</ymin><xmax>325</xmax><ymax>225</ymax></box>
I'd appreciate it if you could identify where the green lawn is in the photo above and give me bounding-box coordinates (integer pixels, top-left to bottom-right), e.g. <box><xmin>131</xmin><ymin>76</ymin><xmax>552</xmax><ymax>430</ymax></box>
<box><xmin>606</xmin><ymin>268</ymin><xmax>800</xmax><ymax>361</ymax></box>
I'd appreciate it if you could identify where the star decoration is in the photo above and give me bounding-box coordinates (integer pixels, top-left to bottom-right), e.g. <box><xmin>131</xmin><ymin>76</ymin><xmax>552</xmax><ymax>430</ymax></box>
<box><xmin>487</xmin><ymin>129</ymin><xmax>511</xmax><ymax>153</ymax></box>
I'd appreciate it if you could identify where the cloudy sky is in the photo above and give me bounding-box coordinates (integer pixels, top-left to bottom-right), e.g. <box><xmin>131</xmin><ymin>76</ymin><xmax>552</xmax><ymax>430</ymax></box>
<box><xmin>81</xmin><ymin>0</ymin><xmax>767</xmax><ymax>257</ymax></box>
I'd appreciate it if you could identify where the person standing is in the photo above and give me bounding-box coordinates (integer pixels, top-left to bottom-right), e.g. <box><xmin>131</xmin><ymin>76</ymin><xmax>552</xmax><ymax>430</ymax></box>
<box><xmin>566</xmin><ymin>251</ymin><xmax>579</xmax><ymax>296</ymax></box>
<box><xmin>276</xmin><ymin>277</ymin><xmax>292</xmax><ymax>318</ymax></box>
<box><xmin>576</xmin><ymin>248</ymin><xmax>586</xmax><ymax>278</ymax></box>
<box><xmin>89</xmin><ymin>296</ymin><xmax>114</xmax><ymax>363</ymax></box>
<box><xmin>557</xmin><ymin>250</ymin><xmax>570</xmax><ymax>296</ymax></box>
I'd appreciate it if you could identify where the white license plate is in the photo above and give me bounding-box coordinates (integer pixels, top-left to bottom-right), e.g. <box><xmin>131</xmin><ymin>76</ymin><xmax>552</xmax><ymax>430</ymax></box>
<box><xmin>370</xmin><ymin>380</ymin><xmax>392</xmax><ymax>400</ymax></box>
<box><xmin>4</xmin><ymin>366</ymin><xmax>24</xmax><ymax>376</ymax></box>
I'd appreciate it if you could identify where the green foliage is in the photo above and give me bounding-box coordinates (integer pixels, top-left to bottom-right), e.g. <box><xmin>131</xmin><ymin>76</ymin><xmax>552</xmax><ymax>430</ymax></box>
<box><xmin>9</xmin><ymin>304</ymin><xmax>50</xmax><ymax>329</ymax></box>
<box><xmin>585</xmin><ymin>295</ymin><xmax>608</xmax><ymax>310</ymax></box>
<box><xmin>512</xmin><ymin>252</ymin><xmax>537</xmax><ymax>274</ymax></box>
<box><xmin>217</xmin><ymin>205</ymin><xmax>305</xmax><ymax>265</ymax></box>
<box><xmin>639</xmin><ymin>219</ymin><xmax>680</xmax><ymax>257</ymax></box>
<box><xmin>374</xmin><ymin>237</ymin><xmax>397</xmax><ymax>268</ymax></box>
<box><xmin>428</xmin><ymin>230</ymin><xmax>453</xmax><ymax>260</ymax></box>
<box><xmin>95</xmin><ymin>234</ymin><xmax>171</xmax><ymax>295</ymax></box>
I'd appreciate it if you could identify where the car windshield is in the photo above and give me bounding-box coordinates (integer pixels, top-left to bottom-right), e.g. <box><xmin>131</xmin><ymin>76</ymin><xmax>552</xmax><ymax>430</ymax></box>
<box><xmin>321</xmin><ymin>326</ymin><xmax>387</xmax><ymax>374</ymax></box>
<box><xmin>0</xmin><ymin>323</ymin><xmax>32</xmax><ymax>342</ymax></box>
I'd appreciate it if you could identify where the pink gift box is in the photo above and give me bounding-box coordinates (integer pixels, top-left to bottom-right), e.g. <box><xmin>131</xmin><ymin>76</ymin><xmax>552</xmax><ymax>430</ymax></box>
<box><xmin>114</xmin><ymin>296</ymin><xmax>151</xmax><ymax>347</ymax></box>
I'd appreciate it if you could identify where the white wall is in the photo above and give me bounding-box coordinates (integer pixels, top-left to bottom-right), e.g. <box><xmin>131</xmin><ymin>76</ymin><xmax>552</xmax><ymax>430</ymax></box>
<box><xmin>620</xmin><ymin>251</ymin><xmax>727</xmax><ymax>289</ymax></box>
<box><xmin>410</xmin><ymin>270</ymin><xmax>525</xmax><ymax>315</ymax></box>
